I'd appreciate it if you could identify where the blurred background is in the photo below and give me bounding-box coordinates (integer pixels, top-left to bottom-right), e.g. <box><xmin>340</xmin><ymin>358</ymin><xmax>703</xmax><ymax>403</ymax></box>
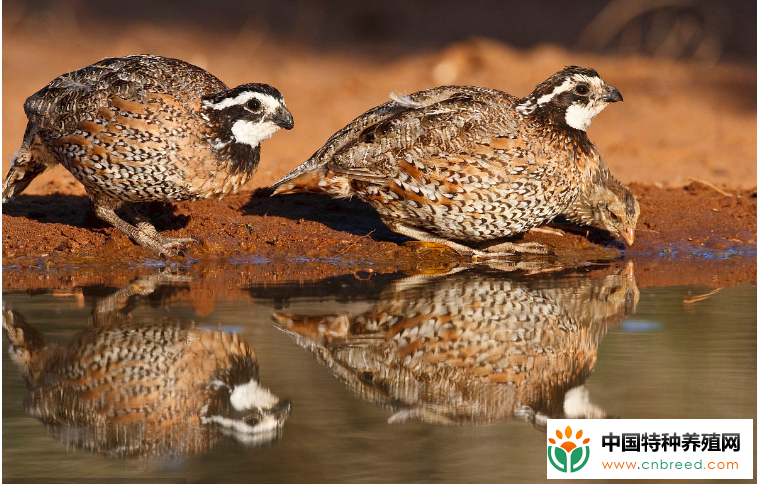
<box><xmin>3</xmin><ymin>0</ymin><xmax>756</xmax><ymax>192</ymax></box>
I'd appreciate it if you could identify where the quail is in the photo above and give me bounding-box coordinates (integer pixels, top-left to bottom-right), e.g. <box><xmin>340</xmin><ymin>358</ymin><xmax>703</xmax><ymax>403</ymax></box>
<box><xmin>557</xmin><ymin>159</ymin><xmax>639</xmax><ymax>245</ymax></box>
<box><xmin>273</xmin><ymin>266</ymin><xmax>638</xmax><ymax>425</ymax></box>
<box><xmin>2</xmin><ymin>307</ymin><xmax>290</xmax><ymax>457</ymax></box>
<box><xmin>271</xmin><ymin>66</ymin><xmax>621</xmax><ymax>258</ymax></box>
<box><xmin>2</xmin><ymin>54</ymin><xmax>293</xmax><ymax>257</ymax></box>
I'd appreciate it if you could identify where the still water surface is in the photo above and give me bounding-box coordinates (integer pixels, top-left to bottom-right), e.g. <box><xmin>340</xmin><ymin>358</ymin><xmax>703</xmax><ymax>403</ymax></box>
<box><xmin>3</xmin><ymin>263</ymin><xmax>755</xmax><ymax>483</ymax></box>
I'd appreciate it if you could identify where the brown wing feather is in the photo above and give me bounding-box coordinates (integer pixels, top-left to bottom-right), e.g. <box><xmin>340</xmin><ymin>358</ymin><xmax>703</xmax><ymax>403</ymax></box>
<box><xmin>323</xmin><ymin>87</ymin><xmax>519</xmax><ymax>182</ymax></box>
<box><xmin>273</xmin><ymin>85</ymin><xmax>517</xmax><ymax>188</ymax></box>
<box><xmin>24</xmin><ymin>55</ymin><xmax>228</xmax><ymax>133</ymax></box>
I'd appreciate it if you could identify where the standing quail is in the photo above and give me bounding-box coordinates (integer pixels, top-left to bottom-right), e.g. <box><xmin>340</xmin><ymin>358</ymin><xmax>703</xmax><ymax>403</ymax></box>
<box><xmin>558</xmin><ymin>158</ymin><xmax>639</xmax><ymax>245</ymax></box>
<box><xmin>2</xmin><ymin>54</ymin><xmax>293</xmax><ymax>257</ymax></box>
<box><xmin>272</xmin><ymin>66</ymin><xmax>621</xmax><ymax>257</ymax></box>
<box><xmin>2</xmin><ymin>308</ymin><xmax>290</xmax><ymax>457</ymax></box>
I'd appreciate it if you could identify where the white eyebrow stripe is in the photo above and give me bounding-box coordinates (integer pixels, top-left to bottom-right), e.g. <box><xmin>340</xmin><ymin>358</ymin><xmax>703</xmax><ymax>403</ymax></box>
<box><xmin>536</xmin><ymin>78</ymin><xmax>574</xmax><ymax>105</ymax></box>
<box><xmin>204</xmin><ymin>91</ymin><xmax>281</xmax><ymax>111</ymax></box>
<box><xmin>536</xmin><ymin>74</ymin><xmax>605</xmax><ymax>106</ymax></box>
<box><xmin>205</xmin><ymin>92</ymin><xmax>256</xmax><ymax>110</ymax></box>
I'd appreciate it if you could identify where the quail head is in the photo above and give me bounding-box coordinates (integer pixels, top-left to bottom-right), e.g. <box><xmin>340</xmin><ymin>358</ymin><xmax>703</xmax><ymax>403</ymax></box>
<box><xmin>559</xmin><ymin>159</ymin><xmax>639</xmax><ymax>246</ymax></box>
<box><xmin>272</xmin><ymin>66</ymin><xmax>621</xmax><ymax>258</ymax></box>
<box><xmin>2</xmin><ymin>54</ymin><xmax>293</xmax><ymax>257</ymax></box>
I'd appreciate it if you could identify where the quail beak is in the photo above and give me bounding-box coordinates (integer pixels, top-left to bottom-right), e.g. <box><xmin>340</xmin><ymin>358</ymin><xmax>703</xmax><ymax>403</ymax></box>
<box><xmin>621</xmin><ymin>226</ymin><xmax>635</xmax><ymax>246</ymax></box>
<box><xmin>601</xmin><ymin>86</ymin><xmax>623</xmax><ymax>103</ymax></box>
<box><xmin>268</xmin><ymin>106</ymin><xmax>294</xmax><ymax>130</ymax></box>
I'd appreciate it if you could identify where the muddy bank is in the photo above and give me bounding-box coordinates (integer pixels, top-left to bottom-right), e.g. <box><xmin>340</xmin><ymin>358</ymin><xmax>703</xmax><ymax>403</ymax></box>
<box><xmin>2</xmin><ymin>181</ymin><xmax>755</xmax><ymax>291</ymax></box>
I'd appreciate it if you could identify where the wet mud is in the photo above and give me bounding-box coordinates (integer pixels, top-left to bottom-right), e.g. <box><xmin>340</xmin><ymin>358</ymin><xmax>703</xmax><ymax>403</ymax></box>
<box><xmin>2</xmin><ymin>181</ymin><xmax>755</xmax><ymax>294</ymax></box>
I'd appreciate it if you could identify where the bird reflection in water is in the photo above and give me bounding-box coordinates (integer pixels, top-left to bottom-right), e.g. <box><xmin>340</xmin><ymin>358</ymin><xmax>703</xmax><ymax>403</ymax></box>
<box><xmin>274</xmin><ymin>263</ymin><xmax>638</xmax><ymax>426</ymax></box>
<box><xmin>2</xmin><ymin>273</ymin><xmax>290</xmax><ymax>459</ymax></box>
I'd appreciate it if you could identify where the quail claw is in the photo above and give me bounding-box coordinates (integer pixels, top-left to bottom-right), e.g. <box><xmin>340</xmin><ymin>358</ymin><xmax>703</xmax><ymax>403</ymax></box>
<box><xmin>162</xmin><ymin>238</ymin><xmax>196</xmax><ymax>258</ymax></box>
<box><xmin>140</xmin><ymin>235</ymin><xmax>196</xmax><ymax>259</ymax></box>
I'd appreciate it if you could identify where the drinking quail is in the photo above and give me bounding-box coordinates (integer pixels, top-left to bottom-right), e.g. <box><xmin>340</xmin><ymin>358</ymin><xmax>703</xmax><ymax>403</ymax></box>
<box><xmin>2</xmin><ymin>54</ymin><xmax>293</xmax><ymax>257</ymax></box>
<box><xmin>274</xmin><ymin>266</ymin><xmax>638</xmax><ymax>424</ymax></box>
<box><xmin>272</xmin><ymin>66</ymin><xmax>621</xmax><ymax>257</ymax></box>
<box><xmin>558</xmin><ymin>159</ymin><xmax>639</xmax><ymax>245</ymax></box>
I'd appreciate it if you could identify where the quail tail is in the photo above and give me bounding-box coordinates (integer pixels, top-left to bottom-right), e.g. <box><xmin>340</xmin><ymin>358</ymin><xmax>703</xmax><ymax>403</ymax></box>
<box><xmin>271</xmin><ymin>167</ymin><xmax>352</xmax><ymax>198</ymax></box>
<box><xmin>270</xmin><ymin>156</ymin><xmax>327</xmax><ymax>193</ymax></box>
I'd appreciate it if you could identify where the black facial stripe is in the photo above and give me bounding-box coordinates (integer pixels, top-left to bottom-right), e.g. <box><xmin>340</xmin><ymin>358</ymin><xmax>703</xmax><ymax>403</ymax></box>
<box><xmin>555</xmin><ymin>90</ymin><xmax>589</xmax><ymax>106</ymax></box>
<box><xmin>227</xmin><ymin>104</ymin><xmax>267</xmax><ymax>122</ymax></box>
<box><xmin>525</xmin><ymin>90</ymin><xmax>592</xmax><ymax>134</ymax></box>
<box><xmin>203</xmin><ymin>83</ymin><xmax>284</xmax><ymax>106</ymax></box>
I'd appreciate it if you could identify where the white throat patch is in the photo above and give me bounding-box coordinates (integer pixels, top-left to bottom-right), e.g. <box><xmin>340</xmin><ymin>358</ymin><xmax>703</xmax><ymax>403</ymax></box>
<box><xmin>232</xmin><ymin>119</ymin><xmax>281</xmax><ymax>147</ymax></box>
<box><xmin>230</xmin><ymin>378</ymin><xmax>279</xmax><ymax>411</ymax></box>
<box><xmin>564</xmin><ymin>100</ymin><xmax>608</xmax><ymax>131</ymax></box>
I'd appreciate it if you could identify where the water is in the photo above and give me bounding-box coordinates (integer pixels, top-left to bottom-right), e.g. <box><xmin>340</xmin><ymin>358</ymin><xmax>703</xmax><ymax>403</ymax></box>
<box><xmin>2</xmin><ymin>262</ymin><xmax>755</xmax><ymax>483</ymax></box>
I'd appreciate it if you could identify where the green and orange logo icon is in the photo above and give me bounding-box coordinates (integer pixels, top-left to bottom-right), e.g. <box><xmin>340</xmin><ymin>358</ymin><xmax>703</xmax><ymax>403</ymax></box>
<box><xmin>547</xmin><ymin>426</ymin><xmax>591</xmax><ymax>473</ymax></box>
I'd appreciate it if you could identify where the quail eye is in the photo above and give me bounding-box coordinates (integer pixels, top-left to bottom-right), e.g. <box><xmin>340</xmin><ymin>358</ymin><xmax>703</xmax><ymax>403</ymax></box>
<box><xmin>246</xmin><ymin>99</ymin><xmax>262</xmax><ymax>112</ymax></box>
<box><xmin>609</xmin><ymin>212</ymin><xmax>621</xmax><ymax>221</ymax></box>
<box><xmin>575</xmin><ymin>84</ymin><xmax>589</xmax><ymax>95</ymax></box>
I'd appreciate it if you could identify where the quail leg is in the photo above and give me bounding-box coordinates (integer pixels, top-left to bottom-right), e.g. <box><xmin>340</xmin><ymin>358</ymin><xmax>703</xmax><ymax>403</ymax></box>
<box><xmin>121</xmin><ymin>203</ymin><xmax>196</xmax><ymax>245</ymax></box>
<box><xmin>388</xmin><ymin>222</ymin><xmax>484</xmax><ymax>257</ymax></box>
<box><xmin>93</xmin><ymin>201</ymin><xmax>193</xmax><ymax>257</ymax></box>
<box><xmin>389</xmin><ymin>222</ymin><xmax>551</xmax><ymax>259</ymax></box>
<box><xmin>388</xmin><ymin>408</ymin><xmax>456</xmax><ymax>425</ymax></box>
<box><xmin>528</xmin><ymin>226</ymin><xmax>566</xmax><ymax>236</ymax></box>
<box><xmin>121</xmin><ymin>203</ymin><xmax>161</xmax><ymax>235</ymax></box>
<box><xmin>479</xmin><ymin>240</ymin><xmax>552</xmax><ymax>256</ymax></box>
<box><xmin>91</xmin><ymin>271</ymin><xmax>194</xmax><ymax>326</ymax></box>
<box><xmin>389</xmin><ymin>222</ymin><xmax>515</xmax><ymax>258</ymax></box>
